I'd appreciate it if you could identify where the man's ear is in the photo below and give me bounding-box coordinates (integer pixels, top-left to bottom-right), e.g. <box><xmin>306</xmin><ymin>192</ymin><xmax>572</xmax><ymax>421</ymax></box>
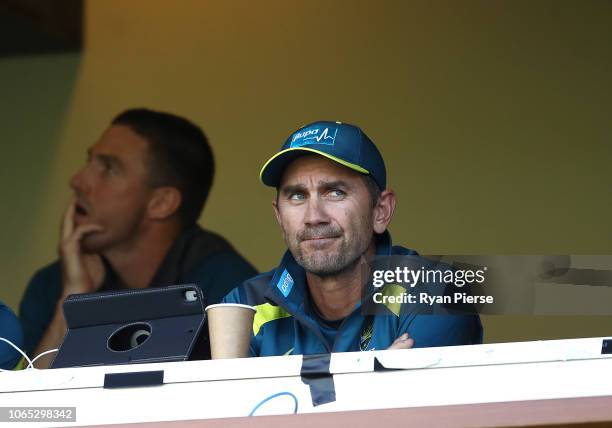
<box><xmin>373</xmin><ymin>189</ymin><xmax>396</xmax><ymax>234</ymax></box>
<box><xmin>272</xmin><ymin>197</ymin><xmax>282</xmax><ymax>227</ymax></box>
<box><xmin>148</xmin><ymin>186</ymin><xmax>182</xmax><ymax>221</ymax></box>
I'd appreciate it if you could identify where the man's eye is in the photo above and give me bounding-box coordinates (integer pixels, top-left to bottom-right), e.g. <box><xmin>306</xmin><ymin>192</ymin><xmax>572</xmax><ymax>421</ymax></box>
<box><xmin>98</xmin><ymin>160</ymin><xmax>114</xmax><ymax>174</ymax></box>
<box><xmin>289</xmin><ymin>192</ymin><xmax>306</xmax><ymax>201</ymax></box>
<box><xmin>328</xmin><ymin>189</ymin><xmax>346</xmax><ymax>199</ymax></box>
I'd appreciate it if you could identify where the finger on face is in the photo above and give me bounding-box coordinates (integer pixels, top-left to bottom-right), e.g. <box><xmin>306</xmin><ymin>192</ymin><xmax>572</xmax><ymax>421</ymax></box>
<box><xmin>61</xmin><ymin>197</ymin><xmax>77</xmax><ymax>239</ymax></box>
<box><xmin>72</xmin><ymin>223</ymin><xmax>104</xmax><ymax>240</ymax></box>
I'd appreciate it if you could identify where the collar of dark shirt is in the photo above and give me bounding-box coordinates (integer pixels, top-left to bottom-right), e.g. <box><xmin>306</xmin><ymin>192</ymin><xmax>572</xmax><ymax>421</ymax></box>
<box><xmin>99</xmin><ymin>225</ymin><xmax>233</xmax><ymax>291</ymax></box>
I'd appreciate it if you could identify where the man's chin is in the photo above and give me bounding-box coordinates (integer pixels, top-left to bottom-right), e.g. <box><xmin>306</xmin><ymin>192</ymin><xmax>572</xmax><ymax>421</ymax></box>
<box><xmin>80</xmin><ymin>234</ymin><xmax>108</xmax><ymax>253</ymax></box>
<box><xmin>296</xmin><ymin>251</ymin><xmax>347</xmax><ymax>276</ymax></box>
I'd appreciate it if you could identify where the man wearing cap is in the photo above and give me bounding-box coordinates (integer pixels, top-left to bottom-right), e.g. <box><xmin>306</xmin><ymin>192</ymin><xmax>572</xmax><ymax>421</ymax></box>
<box><xmin>223</xmin><ymin>121</ymin><xmax>482</xmax><ymax>356</ymax></box>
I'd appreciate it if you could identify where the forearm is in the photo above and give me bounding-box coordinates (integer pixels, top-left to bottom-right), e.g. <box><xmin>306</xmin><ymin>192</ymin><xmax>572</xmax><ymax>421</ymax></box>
<box><xmin>31</xmin><ymin>302</ymin><xmax>67</xmax><ymax>369</ymax></box>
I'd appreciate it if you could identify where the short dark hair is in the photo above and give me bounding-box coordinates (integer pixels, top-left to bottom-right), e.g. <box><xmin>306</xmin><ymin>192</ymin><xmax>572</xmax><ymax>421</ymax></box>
<box><xmin>112</xmin><ymin>108</ymin><xmax>214</xmax><ymax>227</ymax></box>
<box><xmin>361</xmin><ymin>174</ymin><xmax>382</xmax><ymax>207</ymax></box>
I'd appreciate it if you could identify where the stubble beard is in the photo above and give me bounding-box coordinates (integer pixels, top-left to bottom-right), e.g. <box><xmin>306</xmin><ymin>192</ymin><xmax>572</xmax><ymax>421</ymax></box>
<box><xmin>80</xmin><ymin>231</ymin><xmax>111</xmax><ymax>254</ymax></box>
<box><xmin>79</xmin><ymin>211</ymin><xmax>144</xmax><ymax>255</ymax></box>
<box><xmin>287</xmin><ymin>224</ymin><xmax>372</xmax><ymax>277</ymax></box>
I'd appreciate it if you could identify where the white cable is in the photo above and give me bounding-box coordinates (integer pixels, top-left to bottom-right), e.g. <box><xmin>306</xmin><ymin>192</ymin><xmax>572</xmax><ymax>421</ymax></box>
<box><xmin>0</xmin><ymin>337</ymin><xmax>59</xmax><ymax>371</ymax></box>
<box><xmin>0</xmin><ymin>337</ymin><xmax>33</xmax><ymax>370</ymax></box>
<box><xmin>28</xmin><ymin>349</ymin><xmax>59</xmax><ymax>369</ymax></box>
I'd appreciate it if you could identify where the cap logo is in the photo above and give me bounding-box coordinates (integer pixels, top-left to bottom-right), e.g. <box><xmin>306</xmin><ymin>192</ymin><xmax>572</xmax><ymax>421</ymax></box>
<box><xmin>290</xmin><ymin>126</ymin><xmax>337</xmax><ymax>148</ymax></box>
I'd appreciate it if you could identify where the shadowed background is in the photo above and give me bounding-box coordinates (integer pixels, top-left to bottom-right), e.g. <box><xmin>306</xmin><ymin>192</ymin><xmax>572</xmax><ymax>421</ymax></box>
<box><xmin>1</xmin><ymin>0</ymin><xmax>610</xmax><ymax>343</ymax></box>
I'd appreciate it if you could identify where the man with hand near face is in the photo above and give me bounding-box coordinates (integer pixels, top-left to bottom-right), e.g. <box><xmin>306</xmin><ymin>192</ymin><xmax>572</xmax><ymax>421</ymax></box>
<box><xmin>224</xmin><ymin>121</ymin><xmax>482</xmax><ymax>356</ymax></box>
<box><xmin>20</xmin><ymin>108</ymin><xmax>256</xmax><ymax>368</ymax></box>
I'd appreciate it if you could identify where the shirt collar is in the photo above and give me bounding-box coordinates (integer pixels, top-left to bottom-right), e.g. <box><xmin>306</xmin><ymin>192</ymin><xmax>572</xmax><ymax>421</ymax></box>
<box><xmin>268</xmin><ymin>231</ymin><xmax>394</xmax><ymax>309</ymax></box>
<box><xmin>99</xmin><ymin>225</ymin><xmax>202</xmax><ymax>291</ymax></box>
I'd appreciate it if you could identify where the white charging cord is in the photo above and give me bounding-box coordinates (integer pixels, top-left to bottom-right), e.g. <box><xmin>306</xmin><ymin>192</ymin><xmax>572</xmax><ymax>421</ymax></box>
<box><xmin>0</xmin><ymin>337</ymin><xmax>32</xmax><ymax>370</ymax></box>
<box><xmin>28</xmin><ymin>348</ymin><xmax>59</xmax><ymax>369</ymax></box>
<box><xmin>0</xmin><ymin>337</ymin><xmax>58</xmax><ymax>371</ymax></box>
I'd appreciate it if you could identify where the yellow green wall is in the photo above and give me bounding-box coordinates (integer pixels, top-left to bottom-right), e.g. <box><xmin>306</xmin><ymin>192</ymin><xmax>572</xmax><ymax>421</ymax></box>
<box><xmin>1</xmin><ymin>0</ymin><xmax>611</xmax><ymax>342</ymax></box>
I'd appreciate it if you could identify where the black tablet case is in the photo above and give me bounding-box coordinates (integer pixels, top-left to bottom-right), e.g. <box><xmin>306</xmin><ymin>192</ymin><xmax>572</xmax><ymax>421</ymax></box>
<box><xmin>51</xmin><ymin>284</ymin><xmax>209</xmax><ymax>369</ymax></box>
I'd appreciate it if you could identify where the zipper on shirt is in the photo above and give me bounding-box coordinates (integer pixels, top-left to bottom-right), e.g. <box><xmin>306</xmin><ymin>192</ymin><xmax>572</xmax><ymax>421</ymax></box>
<box><xmin>264</xmin><ymin>289</ymin><xmax>332</xmax><ymax>353</ymax></box>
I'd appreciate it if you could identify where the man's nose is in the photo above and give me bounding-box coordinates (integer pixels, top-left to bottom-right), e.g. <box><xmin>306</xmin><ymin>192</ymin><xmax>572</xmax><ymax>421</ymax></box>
<box><xmin>69</xmin><ymin>167</ymin><xmax>88</xmax><ymax>193</ymax></box>
<box><xmin>303</xmin><ymin>196</ymin><xmax>330</xmax><ymax>226</ymax></box>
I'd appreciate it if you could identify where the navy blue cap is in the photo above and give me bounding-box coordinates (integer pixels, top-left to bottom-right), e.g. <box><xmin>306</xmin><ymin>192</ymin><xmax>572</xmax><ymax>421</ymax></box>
<box><xmin>260</xmin><ymin>121</ymin><xmax>386</xmax><ymax>189</ymax></box>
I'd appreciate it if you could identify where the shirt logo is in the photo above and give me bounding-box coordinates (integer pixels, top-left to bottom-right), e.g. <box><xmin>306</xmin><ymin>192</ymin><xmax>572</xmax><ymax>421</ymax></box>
<box><xmin>290</xmin><ymin>126</ymin><xmax>338</xmax><ymax>148</ymax></box>
<box><xmin>277</xmin><ymin>269</ymin><xmax>294</xmax><ymax>298</ymax></box>
<box><xmin>359</xmin><ymin>321</ymin><xmax>374</xmax><ymax>351</ymax></box>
